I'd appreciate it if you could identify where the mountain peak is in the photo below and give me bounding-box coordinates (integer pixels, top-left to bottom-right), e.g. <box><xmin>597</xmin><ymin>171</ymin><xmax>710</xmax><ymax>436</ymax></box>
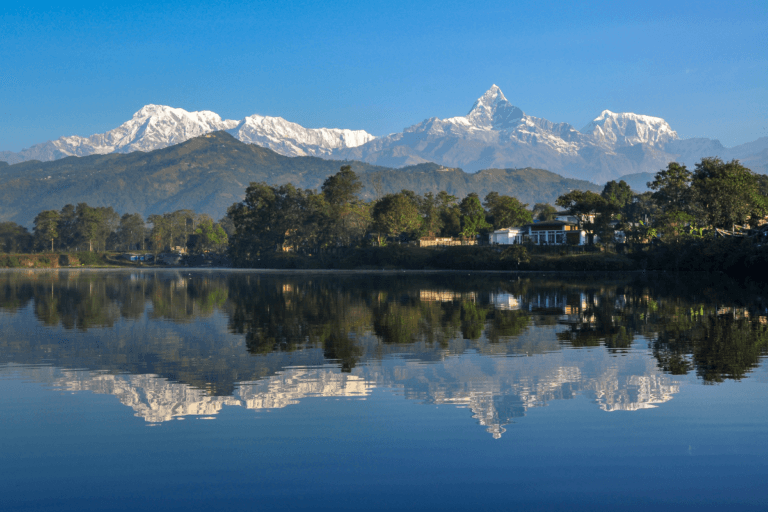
<box><xmin>133</xmin><ymin>104</ymin><xmax>173</xmax><ymax>118</ymax></box>
<box><xmin>466</xmin><ymin>85</ymin><xmax>524</xmax><ymax>130</ymax></box>
<box><xmin>582</xmin><ymin>110</ymin><xmax>678</xmax><ymax>147</ymax></box>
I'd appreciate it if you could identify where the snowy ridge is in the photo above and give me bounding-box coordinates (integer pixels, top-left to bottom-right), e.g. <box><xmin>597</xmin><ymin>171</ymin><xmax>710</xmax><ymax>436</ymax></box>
<box><xmin>3</xmin><ymin>105</ymin><xmax>376</xmax><ymax>163</ymax></box>
<box><xmin>2</xmin><ymin>85</ymin><xmax>765</xmax><ymax>183</ymax></box>
<box><xmin>56</xmin><ymin>105</ymin><xmax>239</xmax><ymax>157</ymax></box>
<box><xmin>581</xmin><ymin>110</ymin><xmax>678</xmax><ymax>148</ymax></box>
<box><xmin>332</xmin><ymin>85</ymin><xmax>716</xmax><ymax>181</ymax></box>
<box><xmin>230</xmin><ymin>114</ymin><xmax>375</xmax><ymax>157</ymax></box>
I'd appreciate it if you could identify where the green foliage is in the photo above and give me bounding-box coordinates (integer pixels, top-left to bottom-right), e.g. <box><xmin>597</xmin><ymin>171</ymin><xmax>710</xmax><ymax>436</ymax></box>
<box><xmin>188</xmin><ymin>215</ymin><xmax>229</xmax><ymax>254</ymax></box>
<box><xmin>322</xmin><ymin>165</ymin><xmax>362</xmax><ymax>207</ymax></box>
<box><xmin>500</xmin><ymin>245</ymin><xmax>530</xmax><ymax>268</ymax></box>
<box><xmin>532</xmin><ymin>203</ymin><xmax>557</xmax><ymax>221</ymax></box>
<box><xmin>648</xmin><ymin>162</ymin><xmax>693</xmax><ymax>214</ymax></box>
<box><xmin>691</xmin><ymin>157</ymin><xmax>767</xmax><ymax>229</ymax></box>
<box><xmin>0</xmin><ymin>131</ymin><xmax>602</xmax><ymax>228</ymax></box>
<box><xmin>484</xmin><ymin>192</ymin><xmax>532</xmax><ymax>229</ymax></box>
<box><xmin>33</xmin><ymin>210</ymin><xmax>60</xmax><ymax>252</ymax></box>
<box><xmin>459</xmin><ymin>194</ymin><xmax>491</xmax><ymax>237</ymax></box>
<box><xmin>115</xmin><ymin>213</ymin><xmax>146</xmax><ymax>251</ymax></box>
<box><xmin>0</xmin><ymin>222</ymin><xmax>33</xmax><ymax>253</ymax></box>
<box><xmin>372</xmin><ymin>191</ymin><xmax>422</xmax><ymax>240</ymax></box>
<box><xmin>321</xmin><ymin>166</ymin><xmax>369</xmax><ymax>247</ymax></box>
<box><xmin>601</xmin><ymin>180</ymin><xmax>633</xmax><ymax>210</ymax></box>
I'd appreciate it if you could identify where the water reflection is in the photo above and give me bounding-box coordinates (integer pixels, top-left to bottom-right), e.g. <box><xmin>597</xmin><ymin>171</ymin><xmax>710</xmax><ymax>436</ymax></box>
<box><xmin>0</xmin><ymin>270</ymin><xmax>766</xmax><ymax>437</ymax></box>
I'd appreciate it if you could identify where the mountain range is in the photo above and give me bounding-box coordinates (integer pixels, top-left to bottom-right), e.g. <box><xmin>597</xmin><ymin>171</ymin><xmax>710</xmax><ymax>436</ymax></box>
<box><xmin>2</xmin><ymin>86</ymin><xmax>766</xmax><ymax>182</ymax></box>
<box><xmin>0</xmin><ymin>131</ymin><xmax>601</xmax><ymax>227</ymax></box>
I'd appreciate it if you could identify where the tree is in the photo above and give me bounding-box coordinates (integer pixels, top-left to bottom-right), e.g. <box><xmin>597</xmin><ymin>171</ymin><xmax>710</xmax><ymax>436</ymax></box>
<box><xmin>57</xmin><ymin>204</ymin><xmax>78</xmax><ymax>250</ymax></box>
<box><xmin>532</xmin><ymin>203</ymin><xmax>558</xmax><ymax>221</ymax></box>
<box><xmin>321</xmin><ymin>166</ymin><xmax>367</xmax><ymax>247</ymax></box>
<box><xmin>601</xmin><ymin>180</ymin><xmax>633</xmax><ymax>211</ymax></box>
<box><xmin>555</xmin><ymin>190</ymin><xmax>607</xmax><ymax>229</ymax></box>
<box><xmin>0</xmin><ymin>222</ymin><xmax>33</xmax><ymax>253</ymax></box>
<box><xmin>321</xmin><ymin>165</ymin><xmax>370</xmax><ymax>246</ymax></box>
<box><xmin>227</xmin><ymin>182</ymin><xmax>320</xmax><ymax>263</ymax></box>
<box><xmin>418</xmin><ymin>192</ymin><xmax>444</xmax><ymax>237</ymax></box>
<box><xmin>437</xmin><ymin>191</ymin><xmax>461</xmax><ymax>237</ymax></box>
<box><xmin>115</xmin><ymin>213</ymin><xmax>146</xmax><ymax>251</ymax></box>
<box><xmin>218</xmin><ymin>216</ymin><xmax>236</xmax><ymax>238</ymax></box>
<box><xmin>188</xmin><ymin>215</ymin><xmax>229</xmax><ymax>254</ymax></box>
<box><xmin>322</xmin><ymin>165</ymin><xmax>362</xmax><ymax>206</ymax></box>
<box><xmin>648</xmin><ymin>162</ymin><xmax>693</xmax><ymax>214</ymax></box>
<box><xmin>148</xmin><ymin>210</ymin><xmax>196</xmax><ymax>253</ymax></box>
<box><xmin>459</xmin><ymin>193</ymin><xmax>491</xmax><ymax>237</ymax></box>
<box><xmin>691</xmin><ymin>158</ymin><xmax>766</xmax><ymax>230</ymax></box>
<box><xmin>372</xmin><ymin>191</ymin><xmax>422</xmax><ymax>241</ymax></box>
<box><xmin>33</xmin><ymin>210</ymin><xmax>60</xmax><ymax>252</ymax></box>
<box><xmin>484</xmin><ymin>192</ymin><xmax>532</xmax><ymax>229</ymax></box>
<box><xmin>67</xmin><ymin>203</ymin><xmax>118</xmax><ymax>252</ymax></box>
<box><xmin>624</xmin><ymin>192</ymin><xmax>660</xmax><ymax>243</ymax></box>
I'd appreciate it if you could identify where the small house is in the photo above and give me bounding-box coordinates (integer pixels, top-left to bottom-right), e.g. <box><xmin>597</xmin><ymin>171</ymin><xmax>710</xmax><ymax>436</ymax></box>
<box><xmin>489</xmin><ymin>220</ymin><xmax>591</xmax><ymax>246</ymax></box>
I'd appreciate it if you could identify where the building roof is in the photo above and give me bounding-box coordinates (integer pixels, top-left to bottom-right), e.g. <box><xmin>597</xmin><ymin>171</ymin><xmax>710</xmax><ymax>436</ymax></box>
<box><xmin>530</xmin><ymin>220</ymin><xmax>577</xmax><ymax>227</ymax></box>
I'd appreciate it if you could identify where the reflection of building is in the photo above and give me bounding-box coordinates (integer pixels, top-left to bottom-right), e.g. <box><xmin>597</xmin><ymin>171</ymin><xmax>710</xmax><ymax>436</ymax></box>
<box><xmin>490</xmin><ymin>293</ymin><xmax>520</xmax><ymax>310</ymax></box>
<box><xmin>419</xmin><ymin>290</ymin><xmax>477</xmax><ymax>303</ymax></box>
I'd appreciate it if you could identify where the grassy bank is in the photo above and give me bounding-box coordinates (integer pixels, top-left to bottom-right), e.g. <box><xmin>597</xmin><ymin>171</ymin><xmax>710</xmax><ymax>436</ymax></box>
<box><xmin>245</xmin><ymin>246</ymin><xmax>638</xmax><ymax>272</ymax></box>
<box><xmin>0</xmin><ymin>252</ymin><xmax>121</xmax><ymax>268</ymax></box>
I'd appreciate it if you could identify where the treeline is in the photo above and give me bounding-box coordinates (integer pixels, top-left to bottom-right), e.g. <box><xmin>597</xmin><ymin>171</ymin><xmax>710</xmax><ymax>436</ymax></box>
<box><xmin>0</xmin><ymin>203</ymin><xmax>232</xmax><ymax>255</ymax></box>
<box><xmin>227</xmin><ymin>165</ymin><xmax>540</xmax><ymax>265</ymax></box>
<box><xmin>555</xmin><ymin>157</ymin><xmax>768</xmax><ymax>243</ymax></box>
<box><xmin>2</xmin><ymin>272</ymin><xmax>766</xmax><ymax>383</ymax></box>
<box><xmin>5</xmin><ymin>156</ymin><xmax>768</xmax><ymax>273</ymax></box>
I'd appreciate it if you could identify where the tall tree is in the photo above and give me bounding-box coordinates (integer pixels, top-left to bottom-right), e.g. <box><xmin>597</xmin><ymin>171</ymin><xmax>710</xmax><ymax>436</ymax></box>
<box><xmin>57</xmin><ymin>204</ymin><xmax>78</xmax><ymax>250</ymax></box>
<box><xmin>228</xmin><ymin>182</ymin><xmax>318</xmax><ymax>262</ymax></box>
<box><xmin>418</xmin><ymin>192</ymin><xmax>444</xmax><ymax>237</ymax></box>
<box><xmin>0</xmin><ymin>222</ymin><xmax>33</xmax><ymax>253</ymax></box>
<box><xmin>322</xmin><ymin>165</ymin><xmax>362</xmax><ymax>207</ymax></box>
<box><xmin>648</xmin><ymin>162</ymin><xmax>693</xmax><ymax>214</ymax></box>
<box><xmin>484</xmin><ymin>192</ymin><xmax>532</xmax><ymax>229</ymax></box>
<box><xmin>73</xmin><ymin>204</ymin><xmax>117</xmax><ymax>252</ymax></box>
<box><xmin>372</xmin><ymin>191</ymin><xmax>422</xmax><ymax>241</ymax></box>
<box><xmin>437</xmin><ymin>191</ymin><xmax>461</xmax><ymax>237</ymax></box>
<box><xmin>116</xmin><ymin>213</ymin><xmax>146</xmax><ymax>251</ymax></box>
<box><xmin>691</xmin><ymin>158</ymin><xmax>767</xmax><ymax>230</ymax></box>
<box><xmin>601</xmin><ymin>180</ymin><xmax>633</xmax><ymax>211</ymax></box>
<box><xmin>188</xmin><ymin>215</ymin><xmax>229</xmax><ymax>254</ymax></box>
<box><xmin>33</xmin><ymin>210</ymin><xmax>60</xmax><ymax>252</ymax></box>
<box><xmin>459</xmin><ymin>193</ymin><xmax>491</xmax><ymax>237</ymax></box>
<box><xmin>321</xmin><ymin>166</ymin><xmax>367</xmax><ymax>247</ymax></box>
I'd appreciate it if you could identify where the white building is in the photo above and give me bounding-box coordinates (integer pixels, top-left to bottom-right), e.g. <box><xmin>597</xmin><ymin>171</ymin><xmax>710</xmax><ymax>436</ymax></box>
<box><xmin>489</xmin><ymin>220</ymin><xmax>592</xmax><ymax>246</ymax></box>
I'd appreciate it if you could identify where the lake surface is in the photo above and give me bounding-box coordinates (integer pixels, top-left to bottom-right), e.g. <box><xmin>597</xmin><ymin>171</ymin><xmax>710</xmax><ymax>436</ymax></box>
<box><xmin>1</xmin><ymin>269</ymin><xmax>767</xmax><ymax>511</ymax></box>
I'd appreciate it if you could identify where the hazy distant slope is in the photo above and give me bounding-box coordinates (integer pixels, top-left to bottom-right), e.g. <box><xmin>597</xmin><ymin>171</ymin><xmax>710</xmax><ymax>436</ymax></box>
<box><xmin>0</xmin><ymin>132</ymin><xmax>599</xmax><ymax>226</ymax></box>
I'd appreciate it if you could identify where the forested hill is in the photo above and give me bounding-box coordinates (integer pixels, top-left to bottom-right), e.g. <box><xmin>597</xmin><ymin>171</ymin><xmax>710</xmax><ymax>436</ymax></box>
<box><xmin>0</xmin><ymin>131</ymin><xmax>599</xmax><ymax>226</ymax></box>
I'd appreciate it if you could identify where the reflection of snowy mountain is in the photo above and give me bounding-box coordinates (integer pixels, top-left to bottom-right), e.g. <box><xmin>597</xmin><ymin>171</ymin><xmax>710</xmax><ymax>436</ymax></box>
<box><xmin>3</xmin><ymin>344</ymin><xmax>678</xmax><ymax>438</ymax></box>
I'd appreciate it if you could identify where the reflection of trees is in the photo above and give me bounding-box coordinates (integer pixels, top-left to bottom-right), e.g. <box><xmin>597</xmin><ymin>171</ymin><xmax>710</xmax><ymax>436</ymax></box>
<box><xmin>227</xmin><ymin>275</ymin><xmax>370</xmax><ymax>371</ymax></box>
<box><xmin>652</xmin><ymin>315</ymin><xmax>768</xmax><ymax>382</ymax></box>
<box><xmin>1</xmin><ymin>272</ymin><xmax>768</xmax><ymax>385</ymax></box>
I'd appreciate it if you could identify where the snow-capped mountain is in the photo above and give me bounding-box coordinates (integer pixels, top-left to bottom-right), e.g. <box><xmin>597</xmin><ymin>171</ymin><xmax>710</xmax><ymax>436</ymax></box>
<box><xmin>582</xmin><ymin>110</ymin><xmax>678</xmax><ymax>148</ymax></box>
<box><xmin>230</xmin><ymin>114</ymin><xmax>374</xmax><ymax>158</ymax></box>
<box><xmin>2</xmin><ymin>85</ymin><xmax>766</xmax><ymax>182</ymax></box>
<box><xmin>332</xmin><ymin>85</ymin><xmax>691</xmax><ymax>182</ymax></box>
<box><xmin>330</xmin><ymin>85</ymin><xmax>768</xmax><ymax>182</ymax></box>
<box><xmin>0</xmin><ymin>105</ymin><xmax>375</xmax><ymax>164</ymax></box>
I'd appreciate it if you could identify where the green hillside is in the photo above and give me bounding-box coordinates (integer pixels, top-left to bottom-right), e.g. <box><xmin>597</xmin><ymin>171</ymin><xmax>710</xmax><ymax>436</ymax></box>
<box><xmin>0</xmin><ymin>132</ymin><xmax>600</xmax><ymax>226</ymax></box>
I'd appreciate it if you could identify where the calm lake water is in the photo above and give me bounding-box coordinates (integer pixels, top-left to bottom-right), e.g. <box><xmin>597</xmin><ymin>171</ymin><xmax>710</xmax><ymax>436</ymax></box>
<box><xmin>1</xmin><ymin>270</ymin><xmax>767</xmax><ymax>511</ymax></box>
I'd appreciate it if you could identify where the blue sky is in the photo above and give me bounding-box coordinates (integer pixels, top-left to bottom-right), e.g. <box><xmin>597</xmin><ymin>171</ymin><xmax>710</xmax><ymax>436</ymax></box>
<box><xmin>2</xmin><ymin>0</ymin><xmax>766</xmax><ymax>152</ymax></box>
